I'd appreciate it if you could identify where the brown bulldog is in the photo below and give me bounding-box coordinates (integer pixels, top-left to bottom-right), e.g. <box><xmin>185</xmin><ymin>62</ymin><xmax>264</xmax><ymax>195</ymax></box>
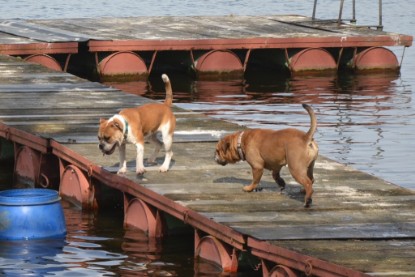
<box><xmin>214</xmin><ymin>104</ymin><xmax>318</xmax><ymax>207</ymax></box>
<box><xmin>98</xmin><ymin>74</ymin><xmax>176</xmax><ymax>175</ymax></box>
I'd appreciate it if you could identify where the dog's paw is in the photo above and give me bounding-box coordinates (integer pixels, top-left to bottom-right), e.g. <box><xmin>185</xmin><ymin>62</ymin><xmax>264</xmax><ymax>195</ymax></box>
<box><xmin>243</xmin><ymin>185</ymin><xmax>255</xmax><ymax>192</ymax></box>
<box><xmin>159</xmin><ymin>165</ymin><xmax>169</xmax><ymax>172</ymax></box>
<box><xmin>304</xmin><ymin>198</ymin><xmax>312</xmax><ymax>208</ymax></box>
<box><xmin>136</xmin><ymin>167</ymin><xmax>146</xmax><ymax>175</ymax></box>
<box><xmin>117</xmin><ymin>167</ymin><xmax>127</xmax><ymax>174</ymax></box>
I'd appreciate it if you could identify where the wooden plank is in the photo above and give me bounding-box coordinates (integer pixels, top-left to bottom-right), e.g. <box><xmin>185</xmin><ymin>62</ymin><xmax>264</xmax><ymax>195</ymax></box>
<box><xmin>0</xmin><ymin>20</ymin><xmax>93</xmax><ymax>42</ymax></box>
<box><xmin>25</xmin><ymin>15</ymin><xmax>412</xmax><ymax>46</ymax></box>
<box><xmin>273</xmin><ymin>239</ymin><xmax>415</xmax><ymax>275</ymax></box>
<box><xmin>231</xmin><ymin>222</ymin><xmax>415</xmax><ymax>240</ymax></box>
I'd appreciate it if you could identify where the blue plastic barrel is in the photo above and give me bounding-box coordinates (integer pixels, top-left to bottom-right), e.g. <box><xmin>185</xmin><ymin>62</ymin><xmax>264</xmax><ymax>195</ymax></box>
<box><xmin>0</xmin><ymin>188</ymin><xmax>66</xmax><ymax>240</ymax></box>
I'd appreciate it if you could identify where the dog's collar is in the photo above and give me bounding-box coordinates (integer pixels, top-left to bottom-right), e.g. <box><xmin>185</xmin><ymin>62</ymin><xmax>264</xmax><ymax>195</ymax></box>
<box><xmin>110</xmin><ymin>114</ymin><xmax>129</xmax><ymax>138</ymax></box>
<box><xmin>237</xmin><ymin>131</ymin><xmax>245</xmax><ymax>161</ymax></box>
<box><xmin>121</xmin><ymin>117</ymin><xmax>129</xmax><ymax>138</ymax></box>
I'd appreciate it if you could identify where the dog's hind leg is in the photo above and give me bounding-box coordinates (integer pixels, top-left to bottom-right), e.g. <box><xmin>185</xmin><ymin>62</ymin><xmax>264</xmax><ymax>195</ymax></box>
<box><xmin>147</xmin><ymin>134</ymin><xmax>162</xmax><ymax>165</ymax></box>
<box><xmin>307</xmin><ymin>160</ymin><xmax>316</xmax><ymax>184</ymax></box>
<box><xmin>272</xmin><ymin>166</ymin><xmax>286</xmax><ymax>193</ymax></box>
<box><xmin>159</xmin><ymin>133</ymin><xmax>173</xmax><ymax>172</ymax></box>
<box><xmin>288</xmin><ymin>165</ymin><xmax>314</xmax><ymax>208</ymax></box>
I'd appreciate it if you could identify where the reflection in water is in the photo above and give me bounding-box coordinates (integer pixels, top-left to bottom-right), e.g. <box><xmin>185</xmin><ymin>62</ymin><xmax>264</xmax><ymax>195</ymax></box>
<box><xmin>0</xmin><ymin>201</ymin><xmax>193</xmax><ymax>276</ymax></box>
<box><xmin>0</xmin><ymin>238</ymin><xmax>66</xmax><ymax>276</ymax></box>
<box><xmin>106</xmin><ymin>72</ymin><xmax>413</xmax><ymax>189</ymax></box>
<box><xmin>119</xmin><ymin>229</ymin><xmax>165</xmax><ymax>276</ymax></box>
<box><xmin>63</xmin><ymin>202</ymin><xmax>194</xmax><ymax>276</ymax></box>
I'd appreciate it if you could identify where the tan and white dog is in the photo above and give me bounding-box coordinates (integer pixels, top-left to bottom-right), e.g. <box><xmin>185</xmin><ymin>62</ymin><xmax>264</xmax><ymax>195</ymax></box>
<box><xmin>98</xmin><ymin>74</ymin><xmax>176</xmax><ymax>175</ymax></box>
<box><xmin>214</xmin><ymin>104</ymin><xmax>318</xmax><ymax>207</ymax></box>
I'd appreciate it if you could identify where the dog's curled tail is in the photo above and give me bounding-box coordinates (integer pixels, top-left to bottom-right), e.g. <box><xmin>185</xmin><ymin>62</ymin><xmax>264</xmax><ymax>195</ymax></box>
<box><xmin>161</xmin><ymin>74</ymin><xmax>173</xmax><ymax>107</ymax></box>
<box><xmin>302</xmin><ymin>104</ymin><xmax>317</xmax><ymax>142</ymax></box>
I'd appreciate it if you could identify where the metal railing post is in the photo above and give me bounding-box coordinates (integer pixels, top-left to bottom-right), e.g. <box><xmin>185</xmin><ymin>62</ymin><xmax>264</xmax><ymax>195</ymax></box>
<box><xmin>351</xmin><ymin>0</ymin><xmax>356</xmax><ymax>24</ymax></box>
<box><xmin>312</xmin><ymin>0</ymin><xmax>318</xmax><ymax>20</ymax></box>
<box><xmin>338</xmin><ymin>0</ymin><xmax>345</xmax><ymax>25</ymax></box>
<box><xmin>378</xmin><ymin>0</ymin><xmax>383</xmax><ymax>30</ymax></box>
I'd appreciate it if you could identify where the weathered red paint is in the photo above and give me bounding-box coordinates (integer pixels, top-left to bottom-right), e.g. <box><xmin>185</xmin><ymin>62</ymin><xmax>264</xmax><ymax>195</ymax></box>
<box><xmin>123</xmin><ymin>195</ymin><xmax>165</xmax><ymax>238</ymax></box>
<box><xmin>248</xmin><ymin>238</ymin><xmax>369</xmax><ymax>277</ymax></box>
<box><xmin>86</xmin><ymin>32</ymin><xmax>411</xmax><ymax>77</ymax></box>
<box><xmin>269</xmin><ymin>265</ymin><xmax>297</xmax><ymax>277</ymax></box>
<box><xmin>353</xmin><ymin>47</ymin><xmax>399</xmax><ymax>71</ymax></box>
<box><xmin>24</xmin><ymin>54</ymin><xmax>62</xmax><ymax>71</ymax></box>
<box><xmin>195</xmin><ymin>50</ymin><xmax>243</xmax><ymax>74</ymax></box>
<box><xmin>289</xmin><ymin>48</ymin><xmax>337</xmax><ymax>73</ymax></box>
<box><xmin>88</xmin><ymin>34</ymin><xmax>413</xmax><ymax>53</ymax></box>
<box><xmin>14</xmin><ymin>146</ymin><xmax>41</xmax><ymax>188</ymax></box>
<box><xmin>0</xmin><ymin>123</ymin><xmax>48</xmax><ymax>153</ymax></box>
<box><xmin>98</xmin><ymin>51</ymin><xmax>147</xmax><ymax>77</ymax></box>
<box><xmin>195</xmin><ymin>235</ymin><xmax>238</xmax><ymax>273</ymax></box>
<box><xmin>0</xmin><ymin>42</ymin><xmax>78</xmax><ymax>56</ymax></box>
<box><xmin>59</xmin><ymin>164</ymin><xmax>95</xmax><ymax>210</ymax></box>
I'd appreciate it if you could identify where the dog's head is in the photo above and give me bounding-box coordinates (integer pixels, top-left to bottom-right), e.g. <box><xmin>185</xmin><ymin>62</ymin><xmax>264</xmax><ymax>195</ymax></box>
<box><xmin>98</xmin><ymin>117</ymin><xmax>125</xmax><ymax>155</ymax></box>
<box><xmin>214</xmin><ymin>134</ymin><xmax>239</xmax><ymax>165</ymax></box>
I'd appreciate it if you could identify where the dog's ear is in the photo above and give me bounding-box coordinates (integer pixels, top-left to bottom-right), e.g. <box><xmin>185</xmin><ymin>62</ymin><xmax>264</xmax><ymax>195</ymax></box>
<box><xmin>99</xmin><ymin>118</ymin><xmax>107</xmax><ymax>125</ymax></box>
<box><xmin>112</xmin><ymin>120</ymin><xmax>123</xmax><ymax>132</ymax></box>
<box><xmin>221</xmin><ymin>140</ymin><xmax>230</xmax><ymax>153</ymax></box>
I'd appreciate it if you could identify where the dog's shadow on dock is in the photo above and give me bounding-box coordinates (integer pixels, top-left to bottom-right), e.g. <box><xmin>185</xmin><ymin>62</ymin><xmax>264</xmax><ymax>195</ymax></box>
<box><xmin>107</xmin><ymin>158</ymin><xmax>176</xmax><ymax>173</ymax></box>
<box><xmin>213</xmin><ymin>177</ymin><xmax>306</xmax><ymax>203</ymax></box>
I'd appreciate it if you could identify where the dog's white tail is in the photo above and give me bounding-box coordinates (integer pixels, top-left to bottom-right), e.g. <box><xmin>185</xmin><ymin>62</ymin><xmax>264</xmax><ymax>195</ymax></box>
<box><xmin>302</xmin><ymin>104</ymin><xmax>317</xmax><ymax>142</ymax></box>
<box><xmin>161</xmin><ymin>74</ymin><xmax>173</xmax><ymax>107</ymax></box>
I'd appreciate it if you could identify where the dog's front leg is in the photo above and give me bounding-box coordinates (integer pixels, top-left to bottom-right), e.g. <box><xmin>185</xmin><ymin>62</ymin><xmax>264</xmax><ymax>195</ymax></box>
<box><xmin>147</xmin><ymin>134</ymin><xmax>162</xmax><ymax>165</ymax></box>
<box><xmin>135</xmin><ymin>143</ymin><xmax>146</xmax><ymax>175</ymax></box>
<box><xmin>117</xmin><ymin>143</ymin><xmax>127</xmax><ymax>174</ymax></box>
<box><xmin>243</xmin><ymin>168</ymin><xmax>263</xmax><ymax>192</ymax></box>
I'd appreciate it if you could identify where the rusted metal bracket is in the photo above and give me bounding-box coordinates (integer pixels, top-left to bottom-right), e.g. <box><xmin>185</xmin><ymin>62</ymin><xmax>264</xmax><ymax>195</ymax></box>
<box><xmin>195</xmin><ymin>231</ymin><xmax>239</xmax><ymax>273</ymax></box>
<box><xmin>123</xmin><ymin>193</ymin><xmax>165</xmax><ymax>238</ymax></box>
<box><xmin>0</xmin><ymin>122</ymin><xmax>49</xmax><ymax>154</ymax></box>
<box><xmin>248</xmin><ymin>237</ymin><xmax>370</xmax><ymax>277</ymax></box>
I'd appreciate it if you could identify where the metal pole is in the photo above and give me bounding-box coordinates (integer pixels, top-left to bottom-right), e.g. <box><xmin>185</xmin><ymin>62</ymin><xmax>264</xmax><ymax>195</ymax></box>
<box><xmin>338</xmin><ymin>0</ymin><xmax>345</xmax><ymax>26</ymax></box>
<box><xmin>378</xmin><ymin>0</ymin><xmax>383</xmax><ymax>30</ymax></box>
<box><xmin>351</xmin><ymin>0</ymin><xmax>356</xmax><ymax>24</ymax></box>
<box><xmin>312</xmin><ymin>0</ymin><xmax>318</xmax><ymax>20</ymax></box>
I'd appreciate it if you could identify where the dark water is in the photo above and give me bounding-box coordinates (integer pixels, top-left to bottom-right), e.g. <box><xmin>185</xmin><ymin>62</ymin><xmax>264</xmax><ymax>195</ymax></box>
<box><xmin>0</xmin><ymin>200</ymin><xmax>198</xmax><ymax>276</ymax></box>
<box><xmin>1</xmin><ymin>0</ymin><xmax>414</xmax><ymax>276</ymax></box>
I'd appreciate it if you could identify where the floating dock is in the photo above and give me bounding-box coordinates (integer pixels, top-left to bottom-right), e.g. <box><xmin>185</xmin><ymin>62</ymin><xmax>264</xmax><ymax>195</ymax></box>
<box><xmin>1</xmin><ymin>55</ymin><xmax>415</xmax><ymax>276</ymax></box>
<box><xmin>0</xmin><ymin>15</ymin><xmax>412</xmax><ymax>80</ymax></box>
